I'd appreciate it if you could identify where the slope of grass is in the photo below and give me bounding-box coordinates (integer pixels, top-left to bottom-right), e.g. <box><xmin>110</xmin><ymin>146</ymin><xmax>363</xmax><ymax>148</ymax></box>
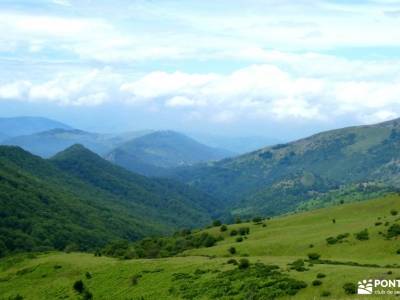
<box><xmin>1</xmin><ymin>194</ymin><xmax>399</xmax><ymax>299</ymax></box>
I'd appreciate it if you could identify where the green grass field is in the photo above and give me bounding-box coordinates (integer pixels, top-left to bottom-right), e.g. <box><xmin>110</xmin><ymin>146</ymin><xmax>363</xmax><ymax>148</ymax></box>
<box><xmin>1</xmin><ymin>194</ymin><xmax>400</xmax><ymax>299</ymax></box>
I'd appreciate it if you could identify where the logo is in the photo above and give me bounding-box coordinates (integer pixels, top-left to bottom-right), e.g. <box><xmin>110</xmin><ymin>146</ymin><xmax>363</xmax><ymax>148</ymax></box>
<box><xmin>358</xmin><ymin>279</ymin><xmax>374</xmax><ymax>294</ymax></box>
<box><xmin>357</xmin><ymin>279</ymin><xmax>400</xmax><ymax>295</ymax></box>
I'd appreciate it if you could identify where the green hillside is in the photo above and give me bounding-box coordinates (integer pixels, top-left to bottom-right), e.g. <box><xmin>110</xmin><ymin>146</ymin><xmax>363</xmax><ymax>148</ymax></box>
<box><xmin>106</xmin><ymin>130</ymin><xmax>233</xmax><ymax>176</ymax></box>
<box><xmin>0</xmin><ymin>145</ymin><xmax>214</xmax><ymax>256</ymax></box>
<box><xmin>171</xmin><ymin>118</ymin><xmax>400</xmax><ymax>217</ymax></box>
<box><xmin>1</xmin><ymin>194</ymin><xmax>399</xmax><ymax>299</ymax></box>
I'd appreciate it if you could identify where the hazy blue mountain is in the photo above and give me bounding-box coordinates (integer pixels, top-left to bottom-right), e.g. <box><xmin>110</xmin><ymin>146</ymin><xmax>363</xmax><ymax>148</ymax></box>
<box><xmin>0</xmin><ymin>133</ymin><xmax>7</xmax><ymax>142</ymax></box>
<box><xmin>189</xmin><ymin>133</ymin><xmax>282</xmax><ymax>154</ymax></box>
<box><xmin>106</xmin><ymin>130</ymin><xmax>233</xmax><ymax>176</ymax></box>
<box><xmin>2</xmin><ymin>128</ymin><xmax>152</xmax><ymax>158</ymax></box>
<box><xmin>0</xmin><ymin>144</ymin><xmax>214</xmax><ymax>255</ymax></box>
<box><xmin>171</xmin><ymin>118</ymin><xmax>400</xmax><ymax>217</ymax></box>
<box><xmin>0</xmin><ymin>116</ymin><xmax>71</xmax><ymax>137</ymax></box>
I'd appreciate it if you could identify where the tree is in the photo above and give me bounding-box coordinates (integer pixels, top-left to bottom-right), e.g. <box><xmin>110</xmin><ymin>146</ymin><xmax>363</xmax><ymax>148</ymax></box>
<box><xmin>220</xmin><ymin>225</ymin><xmax>227</xmax><ymax>232</ymax></box>
<box><xmin>343</xmin><ymin>283</ymin><xmax>357</xmax><ymax>295</ymax></box>
<box><xmin>212</xmin><ymin>220</ymin><xmax>222</xmax><ymax>227</ymax></box>
<box><xmin>354</xmin><ymin>229</ymin><xmax>369</xmax><ymax>241</ymax></box>
<box><xmin>238</xmin><ymin>258</ymin><xmax>250</xmax><ymax>269</ymax></box>
<box><xmin>390</xmin><ymin>209</ymin><xmax>398</xmax><ymax>216</ymax></box>
<box><xmin>228</xmin><ymin>247</ymin><xmax>236</xmax><ymax>254</ymax></box>
<box><xmin>73</xmin><ymin>280</ymin><xmax>84</xmax><ymax>293</ymax></box>
<box><xmin>307</xmin><ymin>253</ymin><xmax>321</xmax><ymax>260</ymax></box>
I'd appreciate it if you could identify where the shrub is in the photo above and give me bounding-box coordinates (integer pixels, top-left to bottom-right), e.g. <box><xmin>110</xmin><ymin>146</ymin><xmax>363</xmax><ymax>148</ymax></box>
<box><xmin>238</xmin><ymin>258</ymin><xmax>250</xmax><ymax>269</ymax></box>
<box><xmin>390</xmin><ymin>209</ymin><xmax>398</xmax><ymax>216</ymax></box>
<box><xmin>236</xmin><ymin>237</ymin><xmax>243</xmax><ymax>243</ymax></box>
<box><xmin>8</xmin><ymin>295</ymin><xmax>24</xmax><ymax>300</ymax></box>
<box><xmin>228</xmin><ymin>247</ymin><xmax>236</xmax><ymax>254</ymax></box>
<box><xmin>83</xmin><ymin>290</ymin><xmax>93</xmax><ymax>300</ymax></box>
<box><xmin>308</xmin><ymin>253</ymin><xmax>321</xmax><ymax>260</ymax></box>
<box><xmin>238</xmin><ymin>227</ymin><xmax>250</xmax><ymax>236</ymax></box>
<box><xmin>230</xmin><ymin>229</ymin><xmax>238</xmax><ymax>236</ymax></box>
<box><xmin>73</xmin><ymin>280</ymin><xmax>84</xmax><ymax>293</ymax></box>
<box><xmin>131</xmin><ymin>274</ymin><xmax>141</xmax><ymax>285</ymax></box>
<box><xmin>309</xmin><ymin>244</ymin><xmax>314</xmax><ymax>248</ymax></box>
<box><xmin>289</xmin><ymin>259</ymin><xmax>308</xmax><ymax>272</ymax></box>
<box><xmin>387</xmin><ymin>224</ymin><xmax>400</xmax><ymax>238</ymax></box>
<box><xmin>212</xmin><ymin>220</ymin><xmax>222</xmax><ymax>227</ymax></box>
<box><xmin>312</xmin><ymin>279</ymin><xmax>322</xmax><ymax>286</ymax></box>
<box><xmin>354</xmin><ymin>229</ymin><xmax>369</xmax><ymax>241</ymax></box>
<box><xmin>321</xmin><ymin>290</ymin><xmax>331</xmax><ymax>297</ymax></box>
<box><xmin>235</xmin><ymin>217</ymin><xmax>242</xmax><ymax>224</ymax></box>
<box><xmin>85</xmin><ymin>272</ymin><xmax>92</xmax><ymax>279</ymax></box>
<box><xmin>343</xmin><ymin>282</ymin><xmax>357</xmax><ymax>294</ymax></box>
<box><xmin>326</xmin><ymin>237</ymin><xmax>337</xmax><ymax>245</ymax></box>
<box><xmin>220</xmin><ymin>225</ymin><xmax>227</xmax><ymax>232</ymax></box>
<box><xmin>332</xmin><ymin>219</ymin><xmax>336</xmax><ymax>224</ymax></box>
<box><xmin>396</xmin><ymin>249</ymin><xmax>400</xmax><ymax>254</ymax></box>
<box><xmin>227</xmin><ymin>258</ymin><xmax>238</xmax><ymax>265</ymax></box>
<box><xmin>375</xmin><ymin>222</ymin><xmax>382</xmax><ymax>226</ymax></box>
<box><xmin>252</xmin><ymin>217</ymin><xmax>263</xmax><ymax>223</ymax></box>
<box><xmin>317</xmin><ymin>273</ymin><xmax>326</xmax><ymax>278</ymax></box>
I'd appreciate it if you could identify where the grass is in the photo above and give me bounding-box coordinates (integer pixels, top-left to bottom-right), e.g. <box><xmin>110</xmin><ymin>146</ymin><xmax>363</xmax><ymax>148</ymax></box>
<box><xmin>1</xmin><ymin>194</ymin><xmax>400</xmax><ymax>299</ymax></box>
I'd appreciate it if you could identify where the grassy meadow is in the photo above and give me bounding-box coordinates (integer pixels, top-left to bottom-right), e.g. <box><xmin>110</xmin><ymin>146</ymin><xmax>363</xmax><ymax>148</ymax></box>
<box><xmin>1</xmin><ymin>194</ymin><xmax>400</xmax><ymax>299</ymax></box>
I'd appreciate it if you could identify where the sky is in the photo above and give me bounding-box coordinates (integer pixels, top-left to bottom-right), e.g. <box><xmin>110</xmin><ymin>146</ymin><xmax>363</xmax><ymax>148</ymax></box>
<box><xmin>1</xmin><ymin>0</ymin><xmax>400</xmax><ymax>140</ymax></box>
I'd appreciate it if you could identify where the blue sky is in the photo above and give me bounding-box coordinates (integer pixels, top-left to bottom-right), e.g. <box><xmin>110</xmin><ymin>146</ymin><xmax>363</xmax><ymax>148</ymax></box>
<box><xmin>1</xmin><ymin>0</ymin><xmax>400</xmax><ymax>139</ymax></box>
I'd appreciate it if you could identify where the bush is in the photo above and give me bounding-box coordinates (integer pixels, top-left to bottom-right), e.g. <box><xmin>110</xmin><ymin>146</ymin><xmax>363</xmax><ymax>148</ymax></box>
<box><xmin>227</xmin><ymin>258</ymin><xmax>238</xmax><ymax>265</ymax></box>
<box><xmin>85</xmin><ymin>272</ymin><xmax>92</xmax><ymax>279</ymax></box>
<box><xmin>354</xmin><ymin>229</ymin><xmax>369</xmax><ymax>241</ymax></box>
<box><xmin>212</xmin><ymin>220</ymin><xmax>222</xmax><ymax>227</ymax></box>
<box><xmin>131</xmin><ymin>274</ymin><xmax>141</xmax><ymax>285</ymax></box>
<box><xmin>308</xmin><ymin>253</ymin><xmax>321</xmax><ymax>260</ymax></box>
<box><xmin>252</xmin><ymin>217</ymin><xmax>263</xmax><ymax>223</ymax></box>
<box><xmin>73</xmin><ymin>280</ymin><xmax>84</xmax><ymax>293</ymax></box>
<box><xmin>83</xmin><ymin>290</ymin><xmax>93</xmax><ymax>300</ymax></box>
<box><xmin>343</xmin><ymin>282</ymin><xmax>357</xmax><ymax>294</ymax></box>
<box><xmin>396</xmin><ymin>249</ymin><xmax>400</xmax><ymax>254</ymax></box>
<box><xmin>220</xmin><ymin>225</ymin><xmax>227</xmax><ymax>232</ymax></box>
<box><xmin>390</xmin><ymin>209</ymin><xmax>398</xmax><ymax>216</ymax></box>
<box><xmin>316</xmin><ymin>273</ymin><xmax>326</xmax><ymax>278</ymax></box>
<box><xmin>238</xmin><ymin>227</ymin><xmax>250</xmax><ymax>236</ymax></box>
<box><xmin>288</xmin><ymin>259</ymin><xmax>308</xmax><ymax>272</ymax></box>
<box><xmin>230</xmin><ymin>229</ymin><xmax>238</xmax><ymax>236</ymax></box>
<box><xmin>238</xmin><ymin>258</ymin><xmax>250</xmax><ymax>269</ymax></box>
<box><xmin>387</xmin><ymin>224</ymin><xmax>400</xmax><ymax>238</ymax></box>
<box><xmin>332</xmin><ymin>219</ymin><xmax>336</xmax><ymax>224</ymax></box>
<box><xmin>228</xmin><ymin>247</ymin><xmax>236</xmax><ymax>254</ymax></box>
<box><xmin>321</xmin><ymin>290</ymin><xmax>331</xmax><ymax>297</ymax></box>
<box><xmin>375</xmin><ymin>222</ymin><xmax>382</xmax><ymax>226</ymax></box>
<box><xmin>312</xmin><ymin>279</ymin><xmax>322</xmax><ymax>286</ymax></box>
<box><xmin>236</xmin><ymin>237</ymin><xmax>243</xmax><ymax>243</ymax></box>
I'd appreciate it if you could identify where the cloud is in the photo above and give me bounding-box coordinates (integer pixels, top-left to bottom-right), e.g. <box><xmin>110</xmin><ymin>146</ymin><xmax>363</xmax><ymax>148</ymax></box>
<box><xmin>1</xmin><ymin>60</ymin><xmax>400</xmax><ymax>125</ymax></box>
<box><xmin>0</xmin><ymin>68</ymin><xmax>121</xmax><ymax>106</ymax></box>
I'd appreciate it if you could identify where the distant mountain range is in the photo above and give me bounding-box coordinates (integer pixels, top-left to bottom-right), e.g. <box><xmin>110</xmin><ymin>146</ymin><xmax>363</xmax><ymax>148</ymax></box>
<box><xmin>106</xmin><ymin>130</ymin><xmax>234</xmax><ymax>176</ymax></box>
<box><xmin>0</xmin><ymin>144</ymin><xmax>216</xmax><ymax>254</ymax></box>
<box><xmin>0</xmin><ymin>116</ymin><xmax>71</xmax><ymax>137</ymax></box>
<box><xmin>170</xmin><ymin>118</ymin><xmax>400</xmax><ymax>217</ymax></box>
<box><xmin>2</xmin><ymin>128</ymin><xmax>152</xmax><ymax>158</ymax></box>
<box><xmin>189</xmin><ymin>133</ymin><xmax>282</xmax><ymax>154</ymax></box>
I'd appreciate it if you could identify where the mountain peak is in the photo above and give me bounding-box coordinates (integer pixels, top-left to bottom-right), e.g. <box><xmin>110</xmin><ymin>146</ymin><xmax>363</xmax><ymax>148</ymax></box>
<box><xmin>51</xmin><ymin>143</ymin><xmax>99</xmax><ymax>161</ymax></box>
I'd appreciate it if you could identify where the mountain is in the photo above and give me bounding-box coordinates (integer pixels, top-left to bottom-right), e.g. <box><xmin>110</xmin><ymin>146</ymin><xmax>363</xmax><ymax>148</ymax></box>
<box><xmin>0</xmin><ymin>132</ymin><xmax>7</xmax><ymax>142</ymax></box>
<box><xmin>189</xmin><ymin>133</ymin><xmax>282</xmax><ymax>154</ymax></box>
<box><xmin>171</xmin><ymin>118</ymin><xmax>400</xmax><ymax>217</ymax></box>
<box><xmin>0</xmin><ymin>144</ymin><xmax>214</xmax><ymax>255</ymax></box>
<box><xmin>1</xmin><ymin>128</ymin><xmax>152</xmax><ymax>158</ymax></box>
<box><xmin>0</xmin><ymin>116</ymin><xmax>71</xmax><ymax>137</ymax></box>
<box><xmin>106</xmin><ymin>130</ymin><xmax>233</xmax><ymax>176</ymax></box>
